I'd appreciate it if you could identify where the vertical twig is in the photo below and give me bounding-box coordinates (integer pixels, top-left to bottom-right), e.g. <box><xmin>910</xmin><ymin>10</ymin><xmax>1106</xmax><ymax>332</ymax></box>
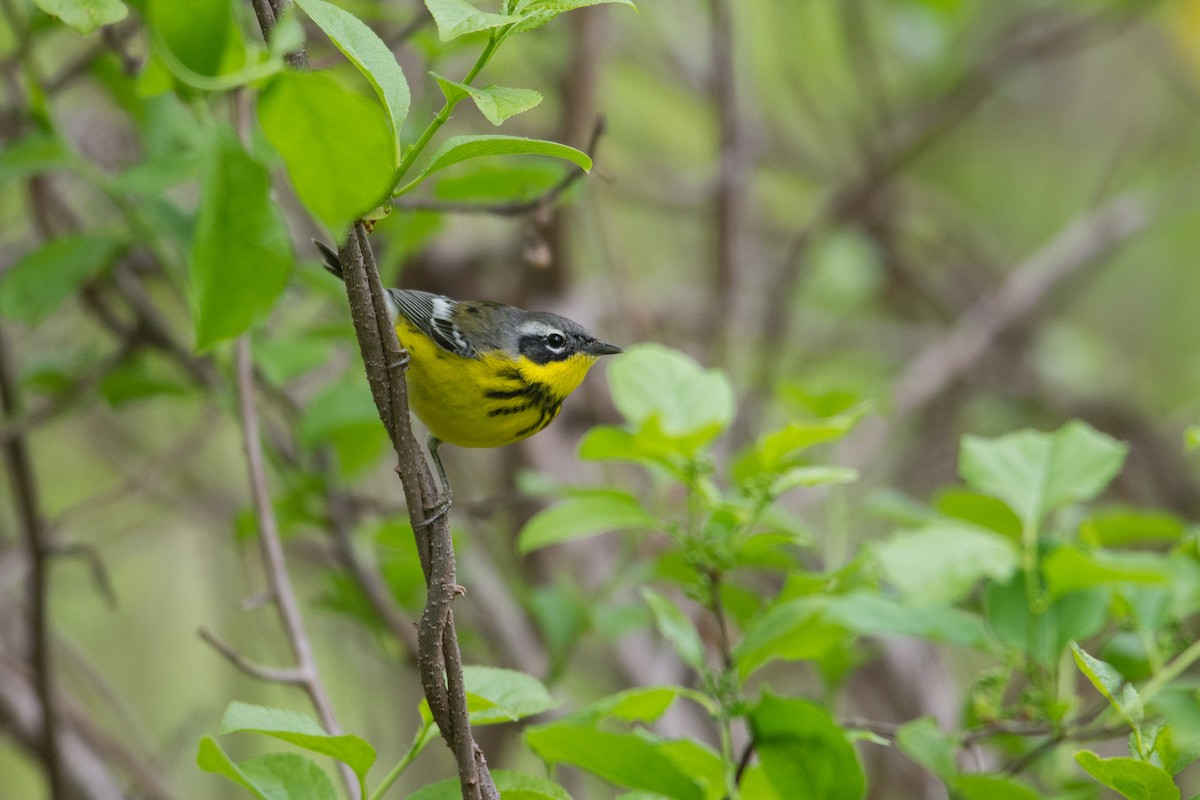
<box><xmin>233</xmin><ymin>338</ymin><xmax>357</xmax><ymax>798</ymax></box>
<box><xmin>0</xmin><ymin>324</ymin><xmax>64</xmax><ymax>799</ymax></box>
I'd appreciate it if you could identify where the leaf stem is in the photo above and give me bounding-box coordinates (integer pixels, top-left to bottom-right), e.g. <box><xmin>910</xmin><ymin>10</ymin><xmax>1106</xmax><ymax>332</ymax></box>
<box><xmin>368</xmin><ymin>722</ymin><xmax>436</xmax><ymax>800</ymax></box>
<box><xmin>1140</xmin><ymin>636</ymin><xmax>1200</xmax><ymax>707</ymax></box>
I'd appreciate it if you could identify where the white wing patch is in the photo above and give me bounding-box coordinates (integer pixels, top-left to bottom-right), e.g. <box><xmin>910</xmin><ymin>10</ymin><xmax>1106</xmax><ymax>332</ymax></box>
<box><xmin>429</xmin><ymin>297</ymin><xmax>472</xmax><ymax>355</ymax></box>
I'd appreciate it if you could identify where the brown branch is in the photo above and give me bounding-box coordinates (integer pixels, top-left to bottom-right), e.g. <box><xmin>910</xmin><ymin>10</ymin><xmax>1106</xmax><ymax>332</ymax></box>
<box><xmin>339</xmin><ymin>226</ymin><xmax>497</xmax><ymax>800</ymax></box>
<box><xmin>0</xmin><ymin>324</ymin><xmax>63</xmax><ymax>798</ymax></box>
<box><xmin>197</xmin><ymin>628</ymin><xmax>307</xmax><ymax>685</ymax></box>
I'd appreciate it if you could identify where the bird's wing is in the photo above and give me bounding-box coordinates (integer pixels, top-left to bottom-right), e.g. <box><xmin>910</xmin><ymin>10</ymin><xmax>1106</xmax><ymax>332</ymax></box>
<box><xmin>388</xmin><ymin>289</ymin><xmax>476</xmax><ymax>358</ymax></box>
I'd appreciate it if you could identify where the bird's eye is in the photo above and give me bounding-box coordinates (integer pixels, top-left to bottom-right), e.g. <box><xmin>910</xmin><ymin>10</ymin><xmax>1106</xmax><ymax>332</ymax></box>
<box><xmin>546</xmin><ymin>332</ymin><xmax>566</xmax><ymax>349</ymax></box>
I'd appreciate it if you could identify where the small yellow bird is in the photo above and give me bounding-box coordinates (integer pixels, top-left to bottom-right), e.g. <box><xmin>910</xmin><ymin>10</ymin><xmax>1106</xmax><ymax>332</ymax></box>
<box><xmin>318</xmin><ymin>242</ymin><xmax>622</xmax><ymax>516</ymax></box>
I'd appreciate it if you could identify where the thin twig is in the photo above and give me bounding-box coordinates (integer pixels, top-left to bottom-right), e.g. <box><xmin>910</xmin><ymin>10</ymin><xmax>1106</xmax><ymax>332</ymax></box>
<box><xmin>0</xmin><ymin>324</ymin><xmax>63</xmax><ymax>798</ymax></box>
<box><xmin>197</xmin><ymin>629</ymin><xmax>306</xmax><ymax>685</ymax></box>
<box><xmin>227</xmin><ymin>337</ymin><xmax>357</xmax><ymax>797</ymax></box>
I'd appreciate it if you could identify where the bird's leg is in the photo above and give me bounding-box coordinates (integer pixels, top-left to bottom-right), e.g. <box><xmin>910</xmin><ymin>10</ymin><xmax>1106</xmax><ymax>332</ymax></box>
<box><xmin>387</xmin><ymin>350</ymin><xmax>411</xmax><ymax>374</ymax></box>
<box><xmin>419</xmin><ymin>434</ymin><xmax>453</xmax><ymax>526</ymax></box>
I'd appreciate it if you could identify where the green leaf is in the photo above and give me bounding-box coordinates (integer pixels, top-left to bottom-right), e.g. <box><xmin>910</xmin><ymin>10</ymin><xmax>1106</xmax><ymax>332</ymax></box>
<box><xmin>750</xmin><ymin>692</ymin><xmax>866</xmax><ymax>800</ymax></box>
<box><xmin>733</xmin><ymin>598</ymin><xmax>846</xmax><ymax>679</ymax></box>
<box><xmin>641</xmin><ymin>588</ymin><xmax>705</xmax><ymax>671</ymax></box>
<box><xmin>292</xmin><ymin>0</ymin><xmax>410</xmax><ymax>161</ymax></box>
<box><xmin>933</xmin><ymin>489</ymin><xmax>1022</xmax><ymax>541</ymax></box>
<box><xmin>505</xmin><ymin>0</ymin><xmax>636</xmax><ymax>36</ymax></box>
<box><xmin>148</xmin><ymin>0</ymin><xmax>232</xmax><ymax>77</ymax></box>
<box><xmin>190</xmin><ymin>125</ymin><xmax>291</xmax><ymax>349</ymax></box>
<box><xmin>518</xmin><ymin>490</ymin><xmax>654</xmax><ymax>553</ymax></box>
<box><xmin>253</xmin><ymin>337</ymin><xmax>334</xmax><ymax>385</ymax></box>
<box><xmin>404</xmin><ymin>135</ymin><xmax>591</xmax><ymax>193</ymax></box>
<box><xmin>524</xmin><ymin>724</ymin><xmax>706</xmax><ymax>800</ymax></box>
<box><xmin>951</xmin><ymin>774</ymin><xmax>1040</xmax><ymax>800</ymax></box>
<box><xmin>99</xmin><ymin>353</ymin><xmax>190</xmax><ymax>406</ymax></box>
<box><xmin>461</xmin><ymin>666</ymin><xmax>558</xmax><ymax>724</ymax></box>
<box><xmin>0</xmin><ymin>234</ymin><xmax>122</xmax><ymax>324</ymax></box>
<box><xmin>959</xmin><ymin>421</ymin><xmax>1128</xmax><ymax>529</ymax></box>
<box><xmin>1043</xmin><ymin>546</ymin><xmax>1170</xmax><ymax>598</ymax></box>
<box><xmin>298</xmin><ymin>382</ymin><xmax>386</xmax><ymax>474</ymax></box>
<box><xmin>424</xmin><ymin>0</ymin><xmax>517</xmax><ymax>40</ymax></box>
<box><xmin>1070</xmin><ymin>643</ymin><xmax>1143</xmax><ymax>725</ymax></box>
<box><xmin>733</xmin><ymin>413</ymin><xmax>862</xmax><ymax>486</ymax></box>
<box><xmin>34</xmin><ymin>0</ymin><xmax>127</xmax><ymax>35</ymax></box>
<box><xmin>896</xmin><ymin>717</ymin><xmax>956</xmax><ymax>781</ymax></box>
<box><xmin>1074</xmin><ymin>750</ymin><xmax>1180</xmax><ymax>800</ymax></box>
<box><xmin>573</xmin><ymin>685</ymin><xmax>712</xmax><ymax>723</ymax></box>
<box><xmin>0</xmin><ymin>135</ymin><xmax>71</xmax><ymax>183</ymax></box>
<box><xmin>607</xmin><ymin>344</ymin><xmax>734</xmax><ymax>441</ymax></box>
<box><xmin>218</xmin><ymin>702</ymin><xmax>376</xmax><ymax>784</ymax></box>
<box><xmin>984</xmin><ymin>577</ymin><xmax>1107</xmax><ymax>664</ymax></box>
<box><xmin>1080</xmin><ymin>509</ymin><xmax>1186</xmax><ymax>547</ymax></box>
<box><xmin>433</xmin><ymin>74</ymin><xmax>543</xmax><ymax>125</ymax></box>
<box><xmin>258</xmin><ymin>71</ymin><xmax>395</xmax><ymax>234</ymax></box>
<box><xmin>198</xmin><ymin>738</ymin><xmax>337</xmax><ymax>800</ymax></box>
<box><xmin>821</xmin><ymin>591</ymin><xmax>992</xmax><ymax>649</ymax></box>
<box><xmin>874</xmin><ymin>522</ymin><xmax>1017</xmax><ymax>606</ymax></box>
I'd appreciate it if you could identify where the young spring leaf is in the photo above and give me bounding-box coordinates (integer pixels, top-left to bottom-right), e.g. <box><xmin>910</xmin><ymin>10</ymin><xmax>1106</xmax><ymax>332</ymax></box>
<box><xmin>292</xmin><ymin>0</ymin><xmax>410</xmax><ymax>161</ymax></box>
<box><xmin>959</xmin><ymin>421</ymin><xmax>1127</xmax><ymax>530</ymax></box>
<box><xmin>400</xmin><ymin>134</ymin><xmax>591</xmax><ymax>195</ymax></box>
<box><xmin>257</xmin><ymin>71</ymin><xmax>395</xmax><ymax>234</ymax></box>
<box><xmin>0</xmin><ymin>234</ymin><xmax>123</xmax><ymax>324</ymax></box>
<box><xmin>750</xmin><ymin>692</ymin><xmax>866</xmax><ymax>800</ymax></box>
<box><xmin>896</xmin><ymin>717</ymin><xmax>958</xmax><ymax>781</ymax></box>
<box><xmin>606</xmin><ymin>344</ymin><xmax>735</xmax><ymax>442</ymax></box>
<box><xmin>433</xmin><ymin>74</ymin><xmax>543</xmax><ymax>125</ymax></box>
<box><xmin>424</xmin><ymin>0</ymin><xmax>517</xmax><ymax>41</ymax></box>
<box><xmin>951</xmin><ymin>774</ymin><xmax>1041</xmax><ymax>800</ymax></box>
<box><xmin>505</xmin><ymin>0</ymin><xmax>637</xmax><ymax>36</ymax></box>
<box><xmin>641</xmin><ymin>588</ymin><xmax>706</xmax><ymax>672</ymax></box>
<box><xmin>218</xmin><ymin>702</ymin><xmax>376</xmax><ymax>784</ymax></box>
<box><xmin>33</xmin><ymin>0</ymin><xmax>128</xmax><ymax>36</ymax></box>
<box><xmin>417</xmin><ymin>666</ymin><xmax>558</xmax><ymax>725</ymax></box>
<box><xmin>1074</xmin><ymin>750</ymin><xmax>1179</xmax><ymax>800</ymax></box>
<box><xmin>148</xmin><ymin>0</ymin><xmax>233</xmax><ymax>78</ymax></box>
<box><xmin>197</xmin><ymin>737</ymin><xmax>337</xmax><ymax>800</ymax></box>
<box><xmin>518</xmin><ymin>489</ymin><xmax>654</xmax><ymax>553</ymax></box>
<box><xmin>190</xmin><ymin>125</ymin><xmax>291</xmax><ymax>350</ymax></box>
<box><xmin>874</xmin><ymin>522</ymin><xmax>1018</xmax><ymax>607</ymax></box>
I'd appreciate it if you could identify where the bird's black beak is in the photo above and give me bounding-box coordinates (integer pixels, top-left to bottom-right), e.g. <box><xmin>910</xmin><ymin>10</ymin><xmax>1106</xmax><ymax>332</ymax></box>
<box><xmin>585</xmin><ymin>340</ymin><xmax>623</xmax><ymax>356</ymax></box>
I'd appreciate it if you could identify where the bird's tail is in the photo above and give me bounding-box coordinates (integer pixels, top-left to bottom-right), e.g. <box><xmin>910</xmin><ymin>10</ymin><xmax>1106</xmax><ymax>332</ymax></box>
<box><xmin>314</xmin><ymin>240</ymin><xmax>343</xmax><ymax>280</ymax></box>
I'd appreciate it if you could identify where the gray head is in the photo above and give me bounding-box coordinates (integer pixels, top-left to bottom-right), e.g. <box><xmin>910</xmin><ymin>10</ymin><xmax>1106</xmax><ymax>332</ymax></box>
<box><xmin>513</xmin><ymin>311</ymin><xmax>623</xmax><ymax>364</ymax></box>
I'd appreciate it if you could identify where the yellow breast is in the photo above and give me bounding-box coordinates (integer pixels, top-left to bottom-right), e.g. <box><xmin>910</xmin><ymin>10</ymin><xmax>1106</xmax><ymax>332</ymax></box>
<box><xmin>396</xmin><ymin>319</ymin><xmax>598</xmax><ymax>448</ymax></box>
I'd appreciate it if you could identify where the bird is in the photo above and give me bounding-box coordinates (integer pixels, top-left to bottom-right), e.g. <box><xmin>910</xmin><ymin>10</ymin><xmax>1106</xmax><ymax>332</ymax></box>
<box><xmin>317</xmin><ymin>241</ymin><xmax>622</xmax><ymax>521</ymax></box>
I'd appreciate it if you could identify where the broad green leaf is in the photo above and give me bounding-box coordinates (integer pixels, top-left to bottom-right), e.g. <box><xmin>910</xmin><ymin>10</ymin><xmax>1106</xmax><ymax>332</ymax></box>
<box><xmin>733</xmin><ymin>413</ymin><xmax>862</xmax><ymax>486</ymax></box>
<box><xmin>197</xmin><ymin>737</ymin><xmax>268</xmax><ymax>800</ymax></box>
<box><xmin>951</xmin><ymin>774</ymin><xmax>1040</xmax><ymax>800</ymax></box>
<box><xmin>404</xmin><ymin>135</ymin><xmax>591</xmax><ymax>193</ymax></box>
<box><xmin>959</xmin><ymin>421</ymin><xmax>1127</xmax><ymax>529</ymax></box>
<box><xmin>34</xmin><ymin>0</ymin><xmax>127</xmax><ymax>35</ymax></box>
<box><xmin>607</xmin><ymin>344</ymin><xmax>734</xmax><ymax>441</ymax></box>
<box><xmin>433</xmin><ymin>162</ymin><xmax>563</xmax><ymax>202</ymax></box>
<box><xmin>1043</xmin><ymin>546</ymin><xmax>1170</xmax><ymax>598</ymax></box>
<box><xmin>0</xmin><ymin>234</ymin><xmax>122</xmax><ymax>324</ymax></box>
<box><xmin>734</xmin><ymin>598</ymin><xmax>846</xmax><ymax>679</ymax></box>
<box><xmin>253</xmin><ymin>337</ymin><xmax>334</xmax><ymax>385</ymax></box>
<box><xmin>933</xmin><ymin>489</ymin><xmax>1022</xmax><ymax>541</ymax></box>
<box><xmin>1080</xmin><ymin>509</ymin><xmax>1186</xmax><ymax>547</ymax></box>
<box><xmin>149</xmin><ymin>0</ymin><xmax>232</xmax><ymax>77</ymax></box>
<box><xmin>434</xmin><ymin>74</ymin><xmax>543</xmax><ymax>125</ymax></box>
<box><xmin>505</xmin><ymin>0</ymin><xmax>636</xmax><ymax>36</ymax></box>
<box><xmin>424</xmin><ymin>0</ymin><xmax>516</xmax><ymax>40</ymax></box>
<box><xmin>461</xmin><ymin>666</ymin><xmax>557</xmax><ymax>724</ymax></box>
<box><xmin>1070</xmin><ymin>643</ymin><xmax>1143</xmax><ymax>725</ymax></box>
<box><xmin>99</xmin><ymin>353</ymin><xmax>190</xmax><ymax>406</ymax></box>
<box><xmin>896</xmin><ymin>717</ymin><xmax>956</xmax><ymax>781</ymax></box>
<box><xmin>641</xmin><ymin>588</ymin><xmax>706</xmax><ymax>671</ymax></box>
<box><xmin>219</xmin><ymin>702</ymin><xmax>376</xmax><ymax>784</ymax></box>
<box><xmin>190</xmin><ymin>125</ymin><xmax>291</xmax><ymax>349</ymax></box>
<box><xmin>573</xmin><ymin>685</ymin><xmax>713</xmax><ymax>723</ymax></box>
<box><xmin>409</xmin><ymin>771</ymin><xmax>572</xmax><ymax>800</ymax></box>
<box><xmin>524</xmin><ymin>724</ymin><xmax>705</xmax><ymax>800</ymax></box>
<box><xmin>258</xmin><ymin>71</ymin><xmax>395</xmax><ymax>234</ymax></box>
<box><xmin>875</xmin><ymin>522</ymin><xmax>1017</xmax><ymax>606</ymax></box>
<box><xmin>822</xmin><ymin>592</ymin><xmax>992</xmax><ymax>649</ymax></box>
<box><xmin>768</xmin><ymin>466</ymin><xmax>859</xmax><ymax>496</ymax></box>
<box><xmin>750</xmin><ymin>693</ymin><xmax>866</xmax><ymax>800</ymax></box>
<box><xmin>0</xmin><ymin>134</ymin><xmax>71</xmax><ymax>182</ymax></box>
<box><xmin>984</xmin><ymin>577</ymin><xmax>1107</xmax><ymax>664</ymax></box>
<box><xmin>236</xmin><ymin>753</ymin><xmax>338</xmax><ymax>800</ymax></box>
<box><xmin>299</xmin><ymin>382</ymin><xmax>387</xmax><ymax>474</ymax></box>
<box><xmin>1074</xmin><ymin>750</ymin><xmax>1180</xmax><ymax>800</ymax></box>
<box><xmin>292</xmin><ymin>0</ymin><xmax>410</xmax><ymax>160</ymax></box>
<box><xmin>518</xmin><ymin>490</ymin><xmax>654</xmax><ymax>552</ymax></box>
